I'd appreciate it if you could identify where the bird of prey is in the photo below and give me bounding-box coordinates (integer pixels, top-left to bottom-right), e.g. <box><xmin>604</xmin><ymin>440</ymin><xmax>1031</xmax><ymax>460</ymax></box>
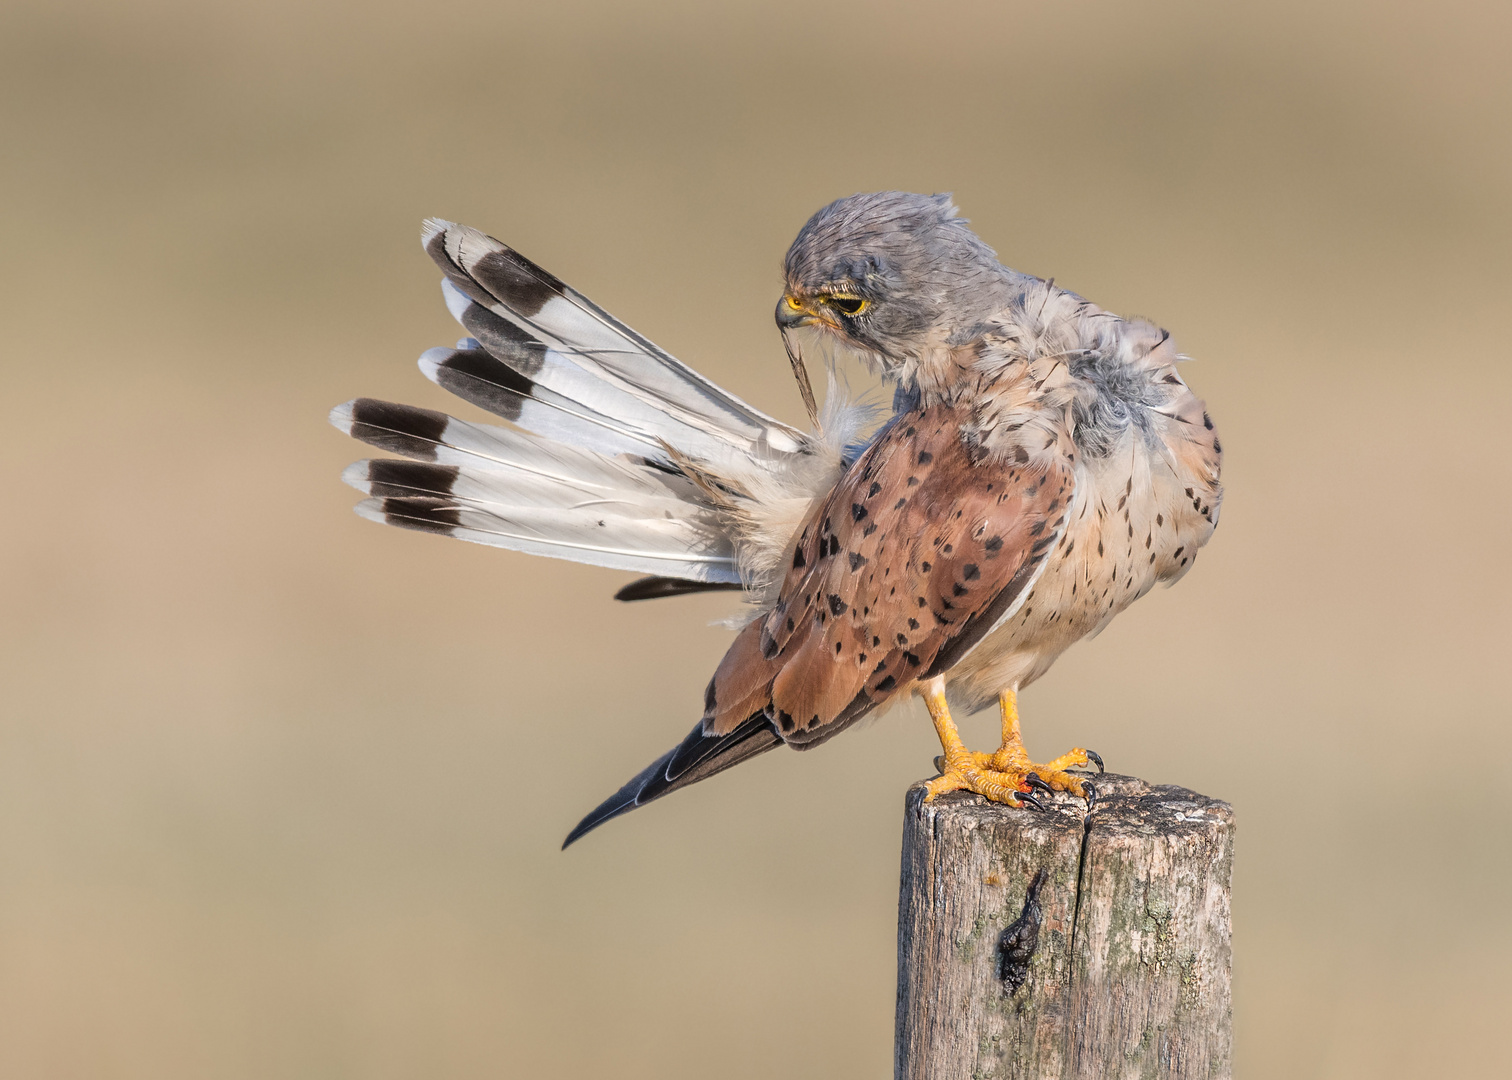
<box><xmin>331</xmin><ymin>192</ymin><xmax>1223</xmax><ymax>847</ymax></box>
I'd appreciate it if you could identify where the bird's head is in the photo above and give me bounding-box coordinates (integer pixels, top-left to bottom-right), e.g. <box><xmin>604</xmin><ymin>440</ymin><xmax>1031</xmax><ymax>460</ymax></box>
<box><xmin>777</xmin><ymin>192</ymin><xmax>1011</xmax><ymax>391</ymax></box>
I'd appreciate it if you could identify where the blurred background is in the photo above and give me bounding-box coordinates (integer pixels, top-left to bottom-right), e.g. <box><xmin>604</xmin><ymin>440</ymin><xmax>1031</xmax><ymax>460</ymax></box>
<box><xmin>1</xmin><ymin>0</ymin><xmax>1508</xmax><ymax>1076</ymax></box>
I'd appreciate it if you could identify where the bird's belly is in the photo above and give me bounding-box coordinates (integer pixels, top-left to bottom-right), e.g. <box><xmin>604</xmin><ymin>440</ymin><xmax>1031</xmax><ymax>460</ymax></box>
<box><xmin>943</xmin><ymin>432</ymin><xmax>1217</xmax><ymax>711</ymax></box>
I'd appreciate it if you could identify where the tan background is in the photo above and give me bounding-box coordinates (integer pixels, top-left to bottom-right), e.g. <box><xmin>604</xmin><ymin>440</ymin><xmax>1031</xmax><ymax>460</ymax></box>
<box><xmin>2</xmin><ymin>1</ymin><xmax>1508</xmax><ymax>1076</ymax></box>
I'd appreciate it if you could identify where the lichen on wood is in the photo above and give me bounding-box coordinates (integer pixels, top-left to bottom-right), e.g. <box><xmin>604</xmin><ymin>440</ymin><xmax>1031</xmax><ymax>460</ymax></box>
<box><xmin>894</xmin><ymin>774</ymin><xmax>1233</xmax><ymax>1080</ymax></box>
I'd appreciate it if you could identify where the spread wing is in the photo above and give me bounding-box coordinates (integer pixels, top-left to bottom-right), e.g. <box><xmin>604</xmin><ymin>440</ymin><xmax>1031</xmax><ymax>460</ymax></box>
<box><xmin>419</xmin><ymin>219</ymin><xmax>807</xmax><ymax>467</ymax></box>
<box><xmin>334</xmin><ymin>219</ymin><xmax>852</xmax><ymax>592</ymax></box>
<box><xmin>703</xmin><ymin>402</ymin><xmax>1075</xmax><ymax>743</ymax></box>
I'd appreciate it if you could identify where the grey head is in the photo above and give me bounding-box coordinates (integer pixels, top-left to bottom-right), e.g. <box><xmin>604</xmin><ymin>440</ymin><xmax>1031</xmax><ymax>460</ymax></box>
<box><xmin>777</xmin><ymin>192</ymin><xmax>1015</xmax><ymax>383</ymax></box>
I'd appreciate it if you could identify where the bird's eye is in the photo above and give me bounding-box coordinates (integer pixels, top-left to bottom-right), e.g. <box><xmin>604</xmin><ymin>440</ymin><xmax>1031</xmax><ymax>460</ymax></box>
<box><xmin>829</xmin><ymin>296</ymin><xmax>869</xmax><ymax>316</ymax></box>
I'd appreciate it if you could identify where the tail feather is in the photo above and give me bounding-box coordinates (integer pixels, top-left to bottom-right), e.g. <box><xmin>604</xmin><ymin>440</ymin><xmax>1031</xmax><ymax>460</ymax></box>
<box><xmin>561</xmin><ymin>714</ymin><xmax>781</xmax><ymax>848</ymax></box>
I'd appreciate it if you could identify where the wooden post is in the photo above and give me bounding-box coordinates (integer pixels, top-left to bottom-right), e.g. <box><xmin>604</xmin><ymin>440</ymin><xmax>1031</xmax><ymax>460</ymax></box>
<box><xmin>894</xmin><ymin>774</ymin><xmax>1233</xmax><ymax>1080</ymax></box>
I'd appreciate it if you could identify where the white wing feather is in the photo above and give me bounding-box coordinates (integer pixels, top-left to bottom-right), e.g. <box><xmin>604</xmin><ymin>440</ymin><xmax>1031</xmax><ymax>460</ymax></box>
<box><xmin>333</xmin><ymin>219</ymin><xmax>871</xmax><ymax>599</ymax></box>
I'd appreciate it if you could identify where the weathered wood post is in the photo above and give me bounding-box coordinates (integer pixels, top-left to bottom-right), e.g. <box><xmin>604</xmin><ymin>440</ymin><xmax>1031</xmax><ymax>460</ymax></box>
<box><xmin>895</xmin><ymin>774</ymin><xmax>1233</xmax><ymax>1080</ymax></box>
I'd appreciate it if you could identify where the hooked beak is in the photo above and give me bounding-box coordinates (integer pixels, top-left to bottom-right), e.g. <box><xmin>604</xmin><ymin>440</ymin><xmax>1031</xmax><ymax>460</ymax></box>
<box><xmin>775</xmin><ymin>292</ymin><xmax>839</xmax><ymax>332</ymax></box>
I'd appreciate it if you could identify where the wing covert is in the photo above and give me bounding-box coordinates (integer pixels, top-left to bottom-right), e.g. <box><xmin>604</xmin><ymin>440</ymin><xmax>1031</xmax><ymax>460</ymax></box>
<box><xmin>703</xmin><ymin>403</ymin><xmax>1075</xmax><ymax>741</ymax></box>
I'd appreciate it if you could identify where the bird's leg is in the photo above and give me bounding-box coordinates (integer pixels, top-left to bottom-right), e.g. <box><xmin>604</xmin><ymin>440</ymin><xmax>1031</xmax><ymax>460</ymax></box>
<box><xmin>978</xmin><ymin>689</ymin><xmax>1100</xmax><ymax>798</ymax></box>
<box><xmin>921</xmin><ymin>678</ymin><xmax>1039</xmax><ymax>808</ymax></box>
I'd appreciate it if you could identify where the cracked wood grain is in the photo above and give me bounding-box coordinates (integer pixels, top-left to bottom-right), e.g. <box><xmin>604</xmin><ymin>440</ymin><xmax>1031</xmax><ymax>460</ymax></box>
<box><xmin>894</xmin><ymin>775</ymin><xmax>1233</xmax><ymax>1080</ymax></box>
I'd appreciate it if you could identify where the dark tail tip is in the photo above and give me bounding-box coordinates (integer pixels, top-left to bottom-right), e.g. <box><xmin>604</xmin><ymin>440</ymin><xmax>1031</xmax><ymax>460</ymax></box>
<box><xmin>560</xmin><ymin>750</ymin><xmax>676</xmax><ymax>849</ymax></box>
<box><xmin>560</xmin><ymin>714</ymin><xmax>781</xmax><ymax>849</ymax></box>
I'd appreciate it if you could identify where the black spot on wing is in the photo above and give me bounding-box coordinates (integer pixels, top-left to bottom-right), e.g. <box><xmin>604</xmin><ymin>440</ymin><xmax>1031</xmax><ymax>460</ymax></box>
<box><xmin>377</xmin><ymin>496</ymin><xmax>463</xmax><ymax>535</ymax></box>
<box><xmin>364</xmin><ymin>459</ymin><xmax>460</xmax><ymax>498</ymax></box>
<box><xmin>457</xmin><ymin>302</ymin><xmax>550</xmax><ymax>378</ymax></box>
<box><xmin>469</xmin><ymin>248</ymin><xmax>567</xmax><ymax>317</ymax></box>
<box><xmin>430</xmin><ymin>346</ymin><xmax>536</xmax><ymax>422</ymax></box>
<box><xmin>347</xmin><ymin>399</ymin><xmax>448</xmax><ymax>461</ymax></box>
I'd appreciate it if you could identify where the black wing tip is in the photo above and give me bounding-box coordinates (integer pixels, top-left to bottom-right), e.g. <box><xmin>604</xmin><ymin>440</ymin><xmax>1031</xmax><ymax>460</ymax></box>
<box><xmin>362</xmin><ymin>459</ymin><xmax>460</xmax><ymax>498</ymax></box>
<box><xmin>417</xmin><ymin>218</ymin><xmax>566</xmax><ymax>319</ymax></box>
<box><xmin>373</xmin><ymin>496</ymin><xmax>463</xmax><ymax>535</ymax></box>
<box><xmin>561</xmin><ymin>802</ymin><xmax>631</xmax><ymax>849</ymax></box>
<box><xmin>561</xmin><ymin>747</ymin><xmax>679</xmax><ymax>849</ymax></box>
<box><xmin>560</xmin><ymin>715</ymin><xmax>782</xmax><ymax>850</ymax></box>
<box><xmin>614</xmin><ymin>576</ymin><xmax>746</xmax><ymax>602</ymax></box>
<box><xmin>334</xmin><ymin>397</ymin><xmax>451</xmax><ymax>462</ymax></box>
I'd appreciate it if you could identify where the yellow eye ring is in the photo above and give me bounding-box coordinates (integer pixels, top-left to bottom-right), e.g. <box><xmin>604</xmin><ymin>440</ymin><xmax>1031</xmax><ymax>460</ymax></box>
<box><xmin>829</xmin><ymin>296</ymin><xmax>869</xmax><ymax>316</ymax></box>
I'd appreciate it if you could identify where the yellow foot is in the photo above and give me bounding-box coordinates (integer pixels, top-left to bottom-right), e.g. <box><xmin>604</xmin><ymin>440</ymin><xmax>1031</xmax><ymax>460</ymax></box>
<box><xmin>920</xmin><ymin>682</ymin><xmax>1103</xmax><ymax>810</ymax></box>
<box><xmin>970</xmin><ymin>745</ymin><xmax>1103</xmax><ymax>798</ymax></box>
<box><xmin>924</xmin><ymin>754</ymin><xmax>1045</xmax><ymax>808</ymax></box>
<box><xmin>925</xmin><ymin>747</ymin><xmax>1103</xmax><ymax>808</ymax></box>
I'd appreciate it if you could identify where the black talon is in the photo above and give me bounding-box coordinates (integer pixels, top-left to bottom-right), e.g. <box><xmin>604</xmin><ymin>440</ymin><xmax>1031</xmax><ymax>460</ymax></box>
<box><xmin>1015</xmin><ymin>791</ymin><xmax>1046</xmax><ymax>813</ymax></box>
<box><xmin>1085</xmin><ymin>749</ymin><xmax>1105</xmax><ymax>774</ymax></box>
<box><xmin>933</xmin><ymin>755</ymin><xmax>947</xmax><ymax>774</ymax></box>
<box><xmin>1024</xmin><ymin>773</ymin><xmax>1055</xmax><ymax>796</ymax></box>
<box><xmin>1082</xmin><ymin>780</ymin><xmax>1098</xmax><ymax>811</ymax></box>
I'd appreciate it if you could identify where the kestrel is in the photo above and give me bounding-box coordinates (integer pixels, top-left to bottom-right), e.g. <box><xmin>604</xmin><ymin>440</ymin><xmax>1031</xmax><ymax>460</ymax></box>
<box><xmin>331</xmin><ymin>192</ymin><xmax>1223</xmax><ymax>847</ymax></box>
